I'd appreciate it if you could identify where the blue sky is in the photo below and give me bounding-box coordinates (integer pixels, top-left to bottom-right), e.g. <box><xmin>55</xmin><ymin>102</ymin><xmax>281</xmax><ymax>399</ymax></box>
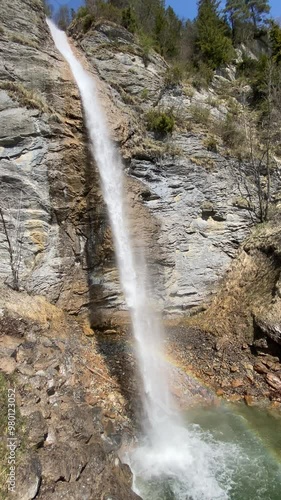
<box><xmin>167</xmin><ymin>0</ymin><xmax>280</xmax><ymax>20</ymax></box>
<box><xmin>50</xmin><ymin>0</ymin><xmax>280</xmax><ymax>20</ymax></box>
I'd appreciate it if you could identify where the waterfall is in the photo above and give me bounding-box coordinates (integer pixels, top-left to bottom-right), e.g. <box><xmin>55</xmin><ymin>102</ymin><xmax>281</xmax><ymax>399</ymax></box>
<box><xmin>47</xmin><ymin>20</ymin><xmax>239</xmax><ymax>500</ymax></box>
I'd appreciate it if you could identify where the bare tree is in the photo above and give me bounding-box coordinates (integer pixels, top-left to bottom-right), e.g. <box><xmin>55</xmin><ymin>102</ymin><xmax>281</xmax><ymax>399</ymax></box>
<box><xmin>237</xmin><ymin>60</ymin><xmax>280</xmax><ymax>223</ymax></box>
<box><xmin>55</xmin><ymin>4</ymin><xmax>71</xmax><ymax>30</ymax></box>
<box><xmin>0</xmin><ymin>192</ymin><xmax>23</xmax><ymax>291</ymax></box>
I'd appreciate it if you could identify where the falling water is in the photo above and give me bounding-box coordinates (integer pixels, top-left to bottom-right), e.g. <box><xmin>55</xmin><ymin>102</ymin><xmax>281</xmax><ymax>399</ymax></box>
<box><xmin>47</xmin><ymin>20</ymin><xmax>242</xmax><ymax>499</ymax></box>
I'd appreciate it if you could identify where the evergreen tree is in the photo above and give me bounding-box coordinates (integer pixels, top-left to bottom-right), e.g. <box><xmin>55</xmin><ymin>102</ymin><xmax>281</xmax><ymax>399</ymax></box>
<box><xmin>224</xmin><ymin>0</ymin><xmax>250</xmax><ymax>40</ymax></box>
<box><xmin>163</xmin><ymin>6</ymin><xmax>182</xmax><ymax>58</ymax></box>
<box><xmin>245</xmin><ymin>0</ymin><xmax>270</xmax><ymax>29</ymax></box>
<box><xmin>110</xmin><ymin>0</ymin><xmax>128</xmax><ymax>7</ymax></box>
<box><xmin>122</xmin><ymin>6</ymin><xmax>137</xmax><ymax>33</ymax></box>
<box><xmin>270</xmin><ymin>22</ymin><xmax>281</xmax><ymax>64</ymax></box>
<box><xmin>195</xmin><ymin>0</ymin><xmax>234</xmax><ymax>68</ymax></box>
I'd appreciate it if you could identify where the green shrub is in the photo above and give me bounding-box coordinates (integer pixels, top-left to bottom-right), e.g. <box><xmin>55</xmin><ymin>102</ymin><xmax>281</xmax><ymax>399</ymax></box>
<box><xmin>189</xmin><ymin>105</ymin><xmax>210</xmax><ymax>126</ymax></box>
<box><xmin>145</xmin><ymin>109</ymin><xmax>175</xmax><ymax>135</ymax></box>
<box><xmin>237</xmin><ymin>54</ymin><xmax>259</xmax><ymax>79</ymax></box>
<box><xmin>141</xmin><ymin>88</ymin><xmax>149</xmax><ymax>100</ymax></box>
<box><xmin>195</xmin><ymin>0</ymin><xmax>234</xmax><ymax>69</ymax></box>
<box><xmin>270</xmin><ymin>22</ymin><xmax>281</xmax><ymax>65</ymax></box>
<box><xmin>82</xmin><ymin>14</ymin><xmax>95</xmax><ymax>33</ymax></box>
<box><xmin>164</xmin><ymin>65</ymin><xmax>183</xmax><ymax>88</ymax></box>
<box><xmin>204</xmin><ymin>135</ymin><xmax>218</xmax><ymax>152</ymax></box>
<box><xmin>122</xmin><ymin>6</ymin><xmax>137</xmax><ymax>33</ymax></box>
<box><xmin>76</xmin><ymin>6</ymin><xmax>88</xmax><ymax>19</ymax></box>
<box><xmin>220</xmin><ymin>112</ymin><xmax>245</xmax><ymax>148</ymax></box>
<box><xmin>138</xmin><ymin>33</ymin><xmax>156</xmax><ymax>66</ymax></box>
<box><xmin>191</xmin><ymin>62</ymin><xmax>214</xmax><ymax>90</ymax></box>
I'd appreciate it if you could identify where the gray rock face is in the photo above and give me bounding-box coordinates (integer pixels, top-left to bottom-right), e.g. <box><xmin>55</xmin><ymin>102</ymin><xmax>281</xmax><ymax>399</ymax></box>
<box><xmin>0</xmin><ymin>1</ymin><xmax>67</xmax><ymax>299</ymax></box>
<box><xmin>74</xmin><ymin>21</ymin><xmax>255</xmax><ymax>314</ymax></box>
<box><xmin>0</xmin><ymin>0</ymin><xmax>108</xmax><ymax>318</ymax></box>
<box><xmin>76</xmin><ymin>22</ymin><xmax>167</xmax><ymax>105</ymax></box>
<box><xmin>128</xmin><ymin>141</ymin><xmax>252</xmax><ymax>312</ymax></box>
<box><xmin>0</xmin><ymin>3</ymin><xmax>264</xmax><ymax>319</ymax></box>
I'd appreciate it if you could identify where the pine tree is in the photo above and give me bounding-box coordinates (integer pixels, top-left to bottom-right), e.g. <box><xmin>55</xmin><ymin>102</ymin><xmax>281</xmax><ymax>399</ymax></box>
<box><xmin>122</xmin><ymin>6</ymin><xmax>137</xmax><ymax>33</ymax></box>
<box><xmin>225</xmin><ymin>0</ymin><xmax>250</xmax><ymax>39</ymax></box>
<box><xmin>245</xmin><ymin>0</ymin><xmax>270</xmax><ymax>29</ymax></box>
<box><xmin>195</xmin><ymin>0</ymin><xmax>234</xmax><ymax>68</ymax></box>
<box><xmin>163</xmin><ymin>6</ymin><xmax>182</xmax><ymax>58</ymax></box>
<box><xmin>270</xmin><ymin>22</ymin><xmax>281</xmax><ymax>65</ymax></box>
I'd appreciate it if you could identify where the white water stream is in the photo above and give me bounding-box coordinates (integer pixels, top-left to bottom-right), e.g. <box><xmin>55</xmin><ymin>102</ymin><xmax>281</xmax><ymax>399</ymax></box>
<box><xmin>47</xmin><ymin>20</ymin><xmax>241</xmax><ymax>499</ymax></box>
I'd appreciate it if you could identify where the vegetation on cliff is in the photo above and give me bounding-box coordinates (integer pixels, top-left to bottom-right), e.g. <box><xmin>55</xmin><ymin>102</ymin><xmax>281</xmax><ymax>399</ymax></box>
<box><xmin>46</xmin><ymin>0</ymin><xmax>281</xmax><ymax>224</ymax></box>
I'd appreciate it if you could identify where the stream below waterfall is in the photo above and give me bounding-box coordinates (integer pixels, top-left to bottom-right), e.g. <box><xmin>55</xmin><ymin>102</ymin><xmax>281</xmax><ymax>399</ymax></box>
<box><xmin>131</xmin><ymin>403</ymin><xmax>281</xmax><ymax>500</ymax></box>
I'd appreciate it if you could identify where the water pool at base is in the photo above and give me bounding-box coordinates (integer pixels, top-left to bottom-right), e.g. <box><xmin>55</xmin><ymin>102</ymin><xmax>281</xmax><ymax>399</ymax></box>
<box><xmin>132</xmin><ymin>404</ymin><xmax>281</xmax><ymax>500</ymax></box>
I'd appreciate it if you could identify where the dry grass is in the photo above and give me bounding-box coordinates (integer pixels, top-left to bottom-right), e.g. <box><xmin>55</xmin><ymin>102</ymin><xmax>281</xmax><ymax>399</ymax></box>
<box><xmin>0</xmin><ymin>81</ymin><xmax>48</xmax><ymax>113</ymax></box>
<box><xmin>132</xmin><ymin>137</ymin><xmax>182</xmax><ymax>160</ymax></box>
<box><xmin>189</xmin><ymin>105</ymin><xmax>210</xmax><ymax>126</ymax></box>
<box><xmin>48</xmin><ymin>112</ymin><xmax>64</xmax><ymax>124</ymax></box>
<box><xmin>187</xmin><ymin>221</ymin><xmax>280</xmax><ymax>341</ymax></box>
<box><xmin>9</xmin><ymin>33</ymin><xmax>38</xmax><ymax>49</ymax></box>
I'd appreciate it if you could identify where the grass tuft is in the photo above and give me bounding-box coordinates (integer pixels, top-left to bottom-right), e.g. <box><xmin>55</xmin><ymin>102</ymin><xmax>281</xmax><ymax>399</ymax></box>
<box><xmin>0</xmin><ymin>81</ymin><xmax>48</xmax><ymax>113</ymax></box>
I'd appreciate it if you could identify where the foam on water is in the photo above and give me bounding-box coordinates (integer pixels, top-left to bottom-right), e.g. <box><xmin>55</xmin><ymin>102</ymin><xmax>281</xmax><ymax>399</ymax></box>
<box><xmin>127</xmin><ymin>420</ymin><xmax>239</xmax><ymax>500</ymax></box>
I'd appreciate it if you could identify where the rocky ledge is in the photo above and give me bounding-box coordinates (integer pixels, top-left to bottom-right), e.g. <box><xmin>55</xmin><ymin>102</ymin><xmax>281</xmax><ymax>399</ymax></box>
<box><xmin>0</xmin><ymin>287</ymin><xmax>140</xmax><ymax>499</ymax></box>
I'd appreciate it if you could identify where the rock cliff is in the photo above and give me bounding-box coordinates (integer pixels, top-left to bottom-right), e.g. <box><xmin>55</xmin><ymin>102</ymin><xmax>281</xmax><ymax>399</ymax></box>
<box><xmin>72</xmin><ymin>21</ymin><xmax>258</xmax><ymax>315</ymax></box>
<box><xmin>0</xmin><ymin>7</ymin><xmax>264</xmax><ymax>323</ymax></box>
<box><xmin>0</xmin><ymin>0</ymin><xmax>90</xmax><ymax>311</ymax></box>
<box><xmin>0</xmin><ymin>2</ymin><xmax>281</xmax><ymax>497</ymax></box>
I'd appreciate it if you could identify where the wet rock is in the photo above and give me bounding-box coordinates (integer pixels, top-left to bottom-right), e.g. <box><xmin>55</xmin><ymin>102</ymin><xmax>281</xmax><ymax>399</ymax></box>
<box><xmin>266</xmin><ymin>373</ymin><xmax>281</xmax><ymax>392</ymax></box>
<box><xmin>0</xmin><ymin>290</ymin><xmax>136</xmax><ymax>499</ymax></box>
<box><xmin>63</xmin><ymin>405</ymin><xmax>98</xmax><ymax>443</ymax></box>
<box><xmin>244</xmin><ymin>395</ymin><xmax>254</xmax><ymax>406</ymax></box>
